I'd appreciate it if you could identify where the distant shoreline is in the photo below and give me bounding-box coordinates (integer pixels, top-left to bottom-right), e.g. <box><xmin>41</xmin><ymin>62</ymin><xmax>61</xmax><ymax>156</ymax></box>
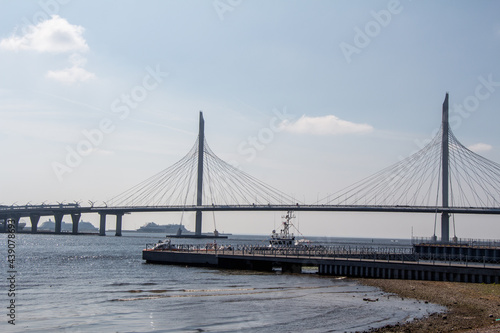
<box><xmin>0</xmin><ymin>230</ymin><xmax>99</xmax><ymax>235</ymax></box>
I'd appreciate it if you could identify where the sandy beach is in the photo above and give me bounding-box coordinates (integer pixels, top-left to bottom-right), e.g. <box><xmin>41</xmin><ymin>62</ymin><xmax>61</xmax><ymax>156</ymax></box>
<box><xmin>359</xmin><ymin>279</ymin><xmax>500</xmax><ymax>332</ymax></box>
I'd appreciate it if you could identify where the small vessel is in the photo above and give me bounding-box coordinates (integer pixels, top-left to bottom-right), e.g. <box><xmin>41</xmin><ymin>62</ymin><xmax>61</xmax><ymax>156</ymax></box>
<box><xmin>269</xmin><ymin>211</ymin><xmax>297</xmax><ymax>247</ymax></box>
<box><xmin>268</xmin><ymin>211</ymin><xmax>312</xmax><ymax>248</ymax></box>
<box><xmin>151</xmin><ymin>238</ymin><xmax>177</xmax><ymax>250</ymax></box>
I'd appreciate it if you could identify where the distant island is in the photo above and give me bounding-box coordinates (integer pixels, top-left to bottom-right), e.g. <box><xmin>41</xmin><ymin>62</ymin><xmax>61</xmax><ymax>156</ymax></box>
<box><xmin>137</xmin><ymin>222</ymin><xmax>193</xmax><ymax>234</ymax></box>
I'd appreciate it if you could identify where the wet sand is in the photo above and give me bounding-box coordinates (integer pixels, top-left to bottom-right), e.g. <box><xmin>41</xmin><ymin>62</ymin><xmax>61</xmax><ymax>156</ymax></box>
<box><xmin>358</xmin><ymin>279</ymin><xmax>500</xmax><ymax>332</ymax></box>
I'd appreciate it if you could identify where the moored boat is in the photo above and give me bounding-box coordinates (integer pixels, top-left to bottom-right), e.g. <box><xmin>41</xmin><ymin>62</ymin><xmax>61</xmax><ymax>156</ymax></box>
<box><xmin>151</xmin><ymin>238</ymin><xmax>179</xmax><ymax>250</ymax></box>
<box><xmin>268</xmin><ymin>211</ymin><xmax>310</xmax><ymax>248</ymax></box>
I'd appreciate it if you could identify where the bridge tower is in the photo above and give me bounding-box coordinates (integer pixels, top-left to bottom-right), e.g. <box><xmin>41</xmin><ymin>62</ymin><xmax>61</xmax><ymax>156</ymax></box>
<box><xmin>195</xmin><ymin>111</ymin><xmax>204</xmax><ymax>236</ymax></box>
<box><xmin>441</xmin><ymin>93</ymin><xmax>450</xmax><ymax>243</ymax></box>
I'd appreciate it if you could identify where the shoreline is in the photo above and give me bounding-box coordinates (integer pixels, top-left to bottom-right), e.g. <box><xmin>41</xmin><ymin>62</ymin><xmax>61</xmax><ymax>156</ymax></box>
<box><xmin>357</xmin><ymin>279</ymin><xmax>500</xmax><ymax>332</ymax></box>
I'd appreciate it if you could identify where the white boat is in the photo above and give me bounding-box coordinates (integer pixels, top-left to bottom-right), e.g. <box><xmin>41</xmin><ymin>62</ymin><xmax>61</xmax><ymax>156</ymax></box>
<box><xmin>138</xmin><ymin>222</ymin><xmax>165</xmax><ymax>232</ymax></box>
<box><xmin>151</xmin><ymin>238</ymin><xmax>177</xmax><ymax>250</ymax></box>
<box><xmin>137</xmin><ymin>222</ymin><xmax>191</xmax><ymax>234</ymax></box>
<box><xmin>39</xmin><ymin>219</ymin><xmax>98</xmax><ymax>232</ymax></box>
<box><xmin>268</xmin><ymin>211</ymin><xmax>309</xmax><ymax>248</ymax></box>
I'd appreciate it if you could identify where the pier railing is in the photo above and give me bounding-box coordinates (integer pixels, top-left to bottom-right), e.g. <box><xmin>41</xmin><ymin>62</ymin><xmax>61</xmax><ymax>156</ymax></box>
<box><xmin>145</xmin><ymin>243</ymin><xmax>500</xmax><ymax>266</ymax></box>
<box><xmin>145</xmin><ymin>243</ymin><xmax>418</xmax><ymax>262</ymax></box>
<box><xmin>412</xmin><ymin>236</ymin><xmax>500</xmax><ymax>248</ymax></box>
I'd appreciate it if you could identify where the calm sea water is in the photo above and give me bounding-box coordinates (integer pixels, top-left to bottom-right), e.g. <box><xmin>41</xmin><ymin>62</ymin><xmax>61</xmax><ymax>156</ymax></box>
<box><xmin>1</xmin><ymin>233</ymin><xmax>443</xmax><ymax>332</ymax></box>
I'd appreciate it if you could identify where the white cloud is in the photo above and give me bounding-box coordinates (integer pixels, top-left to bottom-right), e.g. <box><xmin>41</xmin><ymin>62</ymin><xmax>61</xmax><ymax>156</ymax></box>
<box><xmin>468</xmin><ymin>142</ymin><xmax>493</xmax><ymax>152</ymax></box>
<box><xmin>1</xmin><ymin>15</ymin><xmax>95</xmax><ymax>84</ymax></box>
<box><xmin>0</xmin><ymin>15</ymin><xmax>88</xmax><ymax>53</ymax></box>
<box><xmin>46</xmin><ymin>66</ymin><xmax>95</xmax><ymax>84</ymax></box>
<box><xmin>46</xmin><ymin>53</ymin><xmax>95</xmax><ymax>84</ymax></box>
<box><xmin>279</xmin><ymin>114</ymin><xmax>374</xmax><ymax>135</ymax></box>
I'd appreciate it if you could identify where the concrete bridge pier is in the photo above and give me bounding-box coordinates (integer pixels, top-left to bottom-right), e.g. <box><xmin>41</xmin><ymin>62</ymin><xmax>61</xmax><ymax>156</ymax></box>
<box><xmin>115</xmin><ymin>213</ymin><xmax>124</xmax><ymax>236</ymax></box>
<box><xmin>54</xmin><ymin>212</ymin><xmax>64</xmax><ymax>234</ymax></box>
<box><xmin>71</xmin><ymin>213</ymin><xmax>81</xmax><ymax>234</ymax></box>
<box><xmin>30</xmin><ymin>214</ymin><xmax>40</xmax><ymax>233</ymax></box>
<box><xmin>8</xmin><ymin>216</ymin><xmax>21</xmax><ymax>232</ymax></box>
<box><xmin>99</xmin><ymin>213</ymin><xmax>106</xmax><ymax>236</ymax></box>
<box><xmin>441</xmin><ymin>213</ymin><xmax>450</xmax><ymax>243</ymax></box>
<box><xmin>195</xmin><ymin>210</ymin><xmax>202</xmax><ymax>236</ymax></box>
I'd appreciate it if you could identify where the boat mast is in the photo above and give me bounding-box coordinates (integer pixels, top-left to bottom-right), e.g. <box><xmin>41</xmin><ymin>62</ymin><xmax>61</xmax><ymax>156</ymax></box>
<box><xmin>281</xmin><ymin>211</ymin><xmax>295</xmax><ymax>236</ymax></box>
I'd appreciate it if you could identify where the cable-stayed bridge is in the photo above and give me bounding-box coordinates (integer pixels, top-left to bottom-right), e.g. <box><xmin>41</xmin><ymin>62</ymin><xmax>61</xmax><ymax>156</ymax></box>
<box><xmin>1</xmin><ymin>94</ymin><xmax>500</xmax><ymax>241</ymax></box>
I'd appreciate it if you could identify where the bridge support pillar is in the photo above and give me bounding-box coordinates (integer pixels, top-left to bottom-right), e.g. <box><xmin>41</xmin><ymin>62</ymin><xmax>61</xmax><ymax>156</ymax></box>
<box><xmin>99</xmin><ymin>213</ymin><xmax>106</xmax><ymax>236</ymax></box>
<box><xmin>54</xmin><ymin>212</ymin><xmax>64</xmax><ymax>234</ymax></box>
<box><xmin>115</xmin><ymin>213</ymin><xmax>123</xmax><ymax>237</ymax></box>
<box><xmin>30</xmin><ymin>214</ymin><xmax>40</xmax><ymax>233</ymax></box>
<box><xmin>10</xmin><ymin>216</ymin><xmax>20</xmax><ymax>232</ymax></box>
<box><xmin>195</xmin><ymin>210</ymin><xmax>202</xmax><ymax>236</ymax></box>
<box><xmin>71</xmin><ymin>213</ymin><xmax>81</xmax><ymax>234</ymax></box>
<box><xmin>441</xmin><ymin>213</ymin><xmax>449</xmax><ymax>243</ymax></box>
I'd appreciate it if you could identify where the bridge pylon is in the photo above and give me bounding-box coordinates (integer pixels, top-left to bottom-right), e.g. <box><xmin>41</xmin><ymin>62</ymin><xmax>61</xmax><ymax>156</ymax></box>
<box><xmin>441</xmin><ymin>93</ymin><xmax>450</xmax><ymax>243</ymax></box>
<box><xmin>195</xmin><ymin>111</ymin><xmax>204</xmax><ymax>236</ymax></box>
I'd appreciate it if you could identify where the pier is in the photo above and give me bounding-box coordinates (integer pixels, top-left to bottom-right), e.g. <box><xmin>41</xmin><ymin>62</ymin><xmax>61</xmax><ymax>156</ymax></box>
<box><xmin>413</xmin><ymin>238</ymin><xmax>500</xmax><ymax>263</ymax></box>
<box><xmin>143</xmin><ymin>245</ymin><xmax>500</xmax><ymax>284</ymax></box>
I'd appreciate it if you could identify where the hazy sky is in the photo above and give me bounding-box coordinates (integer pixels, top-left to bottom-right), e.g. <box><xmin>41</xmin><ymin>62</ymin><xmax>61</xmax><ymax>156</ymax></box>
<box><xmin>1</xmin><ymin>0</ymin><xmax>500</xmax><ymax>238</ymax></box>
